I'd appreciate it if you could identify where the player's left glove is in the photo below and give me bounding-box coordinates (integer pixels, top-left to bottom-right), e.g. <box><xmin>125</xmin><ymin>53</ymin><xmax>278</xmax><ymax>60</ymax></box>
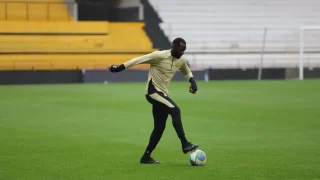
<box><xmin>189</xmin><ymin>77</ymin><xmax>198</xmax><ymax>94</ymax></box>
<box><xmin>108</xmin><ymin>64</ymin><xmax>125</xmax><ymax>73</ymax></box>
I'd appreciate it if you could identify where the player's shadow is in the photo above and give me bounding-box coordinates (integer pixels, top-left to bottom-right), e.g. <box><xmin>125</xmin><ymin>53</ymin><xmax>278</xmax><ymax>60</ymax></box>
<box><xmin>161</xmin><ymin>162</ymin><xmax>205</xmax><ymax>168</ymax></box>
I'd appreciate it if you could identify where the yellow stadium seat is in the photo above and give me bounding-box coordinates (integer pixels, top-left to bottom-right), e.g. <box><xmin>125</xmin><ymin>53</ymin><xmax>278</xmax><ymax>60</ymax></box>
<box><xmin>27</xmin><ymin>3</ymin><xmax>51</xmax><ymax>21</ymax></box>
<box><xmin>0</xmin><ymin>0</ymin><xmax>72</xmax><ymax>21</ymax></box>
<box><xmin>108</xmin><ymin>22</ymin><xmax>154</xmax><ymax>50</ymax></box>
<box><xmin>0</xmin><ymin>3</ymin><xmax>5</xmax><ymax>20</ymax></box>
<box><xmin>6</xmin><ymin>3</ymin><xmax>27</xmax><ymax>21</ymax></box>
<box><xmin>0</xmin><ymin>21</ymin><xmax>108</xmax><ymax>34</ymax></box>
<box><xmin>0</xmin><ymin>54</ymin><xmax>150</xmax><ymax>70</ymax></box>
<box><xmin>48</xmin><ymin>3</ymin><xmax>70</xmax><ymax>21</ymax></box>
<box><xmin>0</xmin><ymin>21</ymin><xmax>154</xmax><ymax>53</ymax></box>
<box><xmin>0</xmin><ymin>21</ymin><xmax>156</xmax><ymax>70</ymax></box>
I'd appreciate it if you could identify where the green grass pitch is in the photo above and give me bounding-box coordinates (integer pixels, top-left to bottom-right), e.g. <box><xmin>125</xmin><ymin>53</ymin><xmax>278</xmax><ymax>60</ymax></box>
<box><xmin>1</xmin><ymin>80</ymin><xmax>320</xmax><ymax>180</ymax></box>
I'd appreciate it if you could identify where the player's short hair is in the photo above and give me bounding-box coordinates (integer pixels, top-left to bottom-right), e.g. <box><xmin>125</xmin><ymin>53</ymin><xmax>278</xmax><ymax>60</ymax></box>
<box><xmin>172</xmin><ymin>37</ymin><xmax>186</xmax><ymax>46</ymax></box>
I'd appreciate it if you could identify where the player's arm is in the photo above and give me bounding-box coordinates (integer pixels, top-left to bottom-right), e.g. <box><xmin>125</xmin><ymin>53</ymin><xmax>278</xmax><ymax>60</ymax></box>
<box><xmin>108</xmin><ymin>51</ymin><xmax>159</xmax><ymax>73</ymax></box>
<box><xmin>179</xmin><ymin>60</ymin><xmax>198</xmax><ymax>94</ymax></box>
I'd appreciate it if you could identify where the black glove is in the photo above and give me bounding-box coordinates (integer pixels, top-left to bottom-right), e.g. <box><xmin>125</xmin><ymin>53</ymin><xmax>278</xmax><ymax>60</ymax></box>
<box><xmin>189</xmin><ymin>77</ymin><xmax>198</xmax><ymax>94</ymax></box>
<box><xmin>108</xmin><ymin>64</ymin><xmax>125</xmax><ymax>73</ymax></box>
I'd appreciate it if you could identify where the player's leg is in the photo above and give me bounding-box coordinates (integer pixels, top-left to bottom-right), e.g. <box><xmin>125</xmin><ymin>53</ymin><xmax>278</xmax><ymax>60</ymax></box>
<box><xmin>146</xmin><ymin>104</ymin><xmax>168</xmax><ymax>153</ymax></box>
<box><xmin>164</xmin><ymin>96</ymin><xmax>199</xmax><ymax>153</ymax></box>
<box><xmin>140</xmin><ymin>95</ymin><xmax>169</xmax><ymax>164</ymax></box>
<box><xmin>148</xmin><ymin>93</ymin><xmax>199</xmax><ymax>154</ymax></box>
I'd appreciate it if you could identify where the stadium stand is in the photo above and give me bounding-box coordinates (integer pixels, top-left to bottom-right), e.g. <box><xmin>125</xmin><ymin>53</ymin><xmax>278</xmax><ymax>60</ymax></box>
<box><xmin>0</xmin><ymin>21</ymin><xmax>108</xmax><ymax>35</ymax></box>
<box><xmin>0</xmin><ymin>54</ymin><xmax>151</xmax><ymax>70</ymax></box>
<box><xmin>0</xmin><ymin>21</ymin><xmax>153</xmax><ymax>52</ymax></box>
<box><xmin>0</xmin><ymin>0</ymin><xmax>72</xmax><ymax>21</ymax></box>
<box><xmin>0</xmin><ymin>0</ymin><xmax>155</xmax><ymax>70</ymax></box>
<box><xmin>0</xmin><ymin>15</ymin><xmax>155</xmax><ymax>70</ymax></box>
<box><xmin>149</xmin><ymin>0</ymin><xmax>320</xmax><ymax>69</ymax></box>
<box><xmin>0</xmin><ymin>21</ymin><xmax>155</xmax><ymax>70</ymax></box>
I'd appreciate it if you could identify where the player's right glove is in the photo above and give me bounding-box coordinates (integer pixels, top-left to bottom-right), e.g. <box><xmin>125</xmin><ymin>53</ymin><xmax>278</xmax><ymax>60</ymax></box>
<box><xmin>108</xmin><ymin>64</ymin><xmax>125</xmax><ymax>73</ymax></box>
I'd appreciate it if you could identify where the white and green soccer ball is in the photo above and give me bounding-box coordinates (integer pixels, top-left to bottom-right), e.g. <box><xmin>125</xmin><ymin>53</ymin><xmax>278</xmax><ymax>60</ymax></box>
<box><xmin>189</xmin><ymin>149</ymin><xmax>206</xmax><ymax>166</ymax></box>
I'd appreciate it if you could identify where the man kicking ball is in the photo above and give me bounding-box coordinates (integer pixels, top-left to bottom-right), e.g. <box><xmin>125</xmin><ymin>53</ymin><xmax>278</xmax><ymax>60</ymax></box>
<box><xmin>108</xmin><ymin>37</ymin><xmax>199</xmax><ymax>164</ymax></box>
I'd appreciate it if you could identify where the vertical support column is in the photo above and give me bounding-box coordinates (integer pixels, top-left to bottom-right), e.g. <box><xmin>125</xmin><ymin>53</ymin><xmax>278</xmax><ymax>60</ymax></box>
<box><xmin>73</xmin><ymin>2</ymin><xmax>78</xmax><ymax>22</ymax></box>
<box><xmin>139</xmin><ymin>4</ymin><xmax>144</xmax><ymax>21</ymax></box>
<box><xmin>299</xmin><ymin>27</ymin><xmax>304</xmax><ymax>80</ymax></box>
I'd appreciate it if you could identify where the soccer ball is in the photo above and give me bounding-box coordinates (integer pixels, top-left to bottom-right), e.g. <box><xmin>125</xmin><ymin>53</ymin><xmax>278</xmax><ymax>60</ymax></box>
<box><xmin>189</xmin><ymin>149</ymin><xmax>206</xmax><ymax>166</ymax></box>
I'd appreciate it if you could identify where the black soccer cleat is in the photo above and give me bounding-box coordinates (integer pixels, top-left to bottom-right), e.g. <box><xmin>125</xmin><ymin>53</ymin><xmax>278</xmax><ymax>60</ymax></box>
<box><xmin>140</xmin><ymin>157</ymin><xmax>160</xmax><ymax>164</ymax></box>
<box><xmin>182</xmin><ymin>142</ymin><xmax>199</xmax><ymax>154</ymax></box>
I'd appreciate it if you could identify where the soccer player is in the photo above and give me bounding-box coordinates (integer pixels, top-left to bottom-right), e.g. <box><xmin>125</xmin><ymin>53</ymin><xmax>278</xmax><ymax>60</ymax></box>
<box><xmin>108</xmin><ymin>37</ymin><xmax>199</xmax><ymax>164</ymax></box>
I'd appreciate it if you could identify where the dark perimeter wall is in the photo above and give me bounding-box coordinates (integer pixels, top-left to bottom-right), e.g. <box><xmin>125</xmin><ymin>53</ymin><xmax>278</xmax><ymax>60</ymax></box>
<box><xmin>0</xmin><ymin>70</ymin><xmax>83</xmax><ymax>85</ymax></box>
<box><xmin>1</xmin><ymin>68</ymin><xmax>319</xmax><ymax>85</ymax></box>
